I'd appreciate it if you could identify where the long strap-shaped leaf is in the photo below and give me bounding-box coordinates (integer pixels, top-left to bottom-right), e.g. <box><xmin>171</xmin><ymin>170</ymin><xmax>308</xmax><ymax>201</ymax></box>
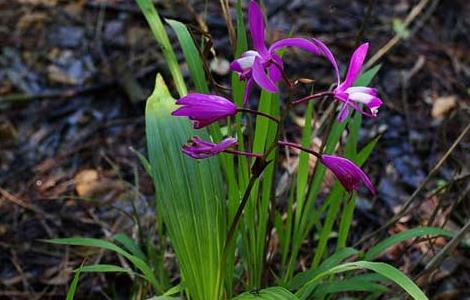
<box><xmin>297</xmin><ymin>261</ymin><xmax>428</xmax><ymax>300</ymax></box>
<box><xmin>47</xmin><ymin>238</ymin><xmax>163</xmax><ymax>293</ymax></box>
<box><xmin>146</xmin><ymin>74</ymin><xmax>225</xmax><ymax>300</ymax></box>
<box><xmin>135</xmin><ymin>0</ymin><xmax>187</xmax><ymax>97</ymax></box>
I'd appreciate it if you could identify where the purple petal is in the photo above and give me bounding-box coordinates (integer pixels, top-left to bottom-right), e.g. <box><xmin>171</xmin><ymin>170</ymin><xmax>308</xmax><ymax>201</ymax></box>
<box><xmin>243</xmin><ymin>78</ymin><xmax>254</xmax><ymax>105</ymax></box>
<box><xmin>230</xmin><ymin>50</ymin><xmax>260</xmax><ymax>73</ymax></box>
<box><xmin>267</xmin><ymin>54</ymin><xmax>283</xmax><ymax>82</ymax></box>
<box><xmin>337</xmin><ymin>43</ymin><xmax>369</xmax><ymax>91</ymax></box>
<box><xmin>345</xmin><ymin>86</ymin><xmax>377</xmax><ymax>96</ymax></box>
<box><xmin>311</xmin><ymin>38</ymin><xmax>341</xmax><ymax>87</ymax></box>
<box><xmin>320</xmin><ymin>154</ymin><xmax>375</xmax><ymax>194</ymax></box>
<box><xmin>269</xmin><ymin>37</ymin><xmax>321</xmax><ymax>55</ymax></box>
<box><xmin>248</xmin><ymin>1</ymin><xmax>268</xmax><ymax>55</ymax></box>
<box><xmin>212</xmin><ymin>137</ymin><xmax>237</xmax><ymax>153</ymax></box>
<box><xmin>252</xmin><ymin>57</ymin><xmax>278</xmax><ymax>93</ymax></box>
<box><xmin>337</xmin><ymin>102</ymin><xmax>350</xmax><ymax>122</ymax></box>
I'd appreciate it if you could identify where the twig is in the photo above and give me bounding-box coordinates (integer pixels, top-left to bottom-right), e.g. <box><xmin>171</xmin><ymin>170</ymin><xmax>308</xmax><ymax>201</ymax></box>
<box><xmin>364</xmin><ymin>0</ymin><xmax>437</xmax><ymax>69</ymax></box>
<box><xmin>416</xmin><ymin>218</ymin><xmax>470</xmax><ymax>284</ymax></box>
<box><xmin>219</xmin><ymin>0</ymin><xmax>236</xmax><ymax>49</ymax></box>
<box><xmin>355</xmin><ymin>121</ymin><xmax>470</xmax><ymax>247</ymax></box>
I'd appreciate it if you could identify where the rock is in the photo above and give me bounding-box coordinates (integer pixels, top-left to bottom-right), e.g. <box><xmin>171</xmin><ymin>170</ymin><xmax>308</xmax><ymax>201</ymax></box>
<box><xmin>47</xmin><ymin>50</ymin><xmax>95</xmax><ymax>85</ymax></box>
<box><xmin>48</xmin><ymin>26</ymin><xmax>85</xmax><ymax>48</ymax></box>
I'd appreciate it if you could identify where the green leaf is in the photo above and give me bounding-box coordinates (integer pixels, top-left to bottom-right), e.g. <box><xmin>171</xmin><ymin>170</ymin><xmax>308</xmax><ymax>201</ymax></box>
<box><xmin>166</xmin><ymin>19</ymin><xmax>208</xmax><ymax>93</ymax></box>
<box><xmin>233</xmin><ymin>287</ymin><xmax>299</xmax><ymax>300</ymax></box>
<box><xmin>304</xmin><ymin>261</ymin><xmax>428</xmax><ymax>300</ymax></box>
<box><xmin>314</xmin><ymin>277</ymin><xmax>389</xmax><ymax>298</ymax></box>
<box><xmin>129</xmin><ymin>147</ymin><xmax>152</xmax><ymax>178</ymax></box>
<box><xmin>364</xmin><ymin>227</ymin><xmax>455</xmax><ymax>260</ymax></box>
<box><xmin>145</xmin><ymin>74</ymin><xmax>225</xmax><ymax>300</ymax></box>
<box><xmin>296</xmin><ymin>101</ymin><xmax>314</xmax><ymax>202</ymax></box>
<box><xmin>66</xmin><ymin>263</ymin><xmax>83</xmax><ymax>300</ymax></box>
<box><xmin>135</xmin><ymin>0</ymin><xmax>187</xmax><ymax>96</ymax></box>
<box><xmin>356</xmin><ymin>136</ymin><xmax>380</xmax><ymax>166</ymax></box>
<box><xmin>288</xmin><ymin>247</ymin><xmax>358</xmax><ymax>290</ymax></box>
<box><xmin>354</xmin><ymin>64</ymin><xmax>382</xmax><ymax>87</ymax></box>
<box><xmin>392</xmin><ymin>19</ymin><xmax>410</xmax><ymax>39</ymax></box>
<box><xmin>312</xmin><ymin>183</ymin><xmax>345</xmax><ymax>267</ymax></box>
<box><xmin>46</xmin><ymin>237</ymin><xmax>162</xmax><ymax>294</ymax></box>
<box><xmin>77</xmin><ymin>264</ymin><xmax>132</xmax><ymax>274</ymax></box>
<box><xmin>113</xmin><ymin>233</ymin><xmax>147</xmax><ymax>261</ymax></box>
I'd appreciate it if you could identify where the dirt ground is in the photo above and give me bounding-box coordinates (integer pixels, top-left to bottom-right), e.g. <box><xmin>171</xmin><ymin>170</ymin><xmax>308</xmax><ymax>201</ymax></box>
<box><xmin>1</xmin><ymin>0</ymin><xmax>469</xmax><ymax>299</ymax></box>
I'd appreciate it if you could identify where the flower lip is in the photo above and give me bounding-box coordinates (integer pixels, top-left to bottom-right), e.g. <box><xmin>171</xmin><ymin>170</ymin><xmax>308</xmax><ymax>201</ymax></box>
<box><xmin>320</xmin><ymin>154</ymin><xmax>376</xmax><ymax>194</ymax></box>
<box><xmin>172</xmin><ymin>93</ymin><xmax>237</xmax><ymax>129</ymax></box>
<box><xmin>331</xmin><ymin>43</ymin><xmax>383</xmax><ymax>121</ymax></box>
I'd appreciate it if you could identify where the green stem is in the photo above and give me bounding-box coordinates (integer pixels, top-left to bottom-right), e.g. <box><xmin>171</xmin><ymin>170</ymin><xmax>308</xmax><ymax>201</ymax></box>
<box><xmin>291</xmin><ymin>91</ymin><xmax>333</xmax><ymax>106</ymax></box>
<box><xmin>237</xmin><ymin>108</ymin><xmax>280</xmax><ymax>124</ymax></box>
<box><xmin>278</xmin><ymin>140</ymin><xmax>322</xmax><ymax>158</ymax></box>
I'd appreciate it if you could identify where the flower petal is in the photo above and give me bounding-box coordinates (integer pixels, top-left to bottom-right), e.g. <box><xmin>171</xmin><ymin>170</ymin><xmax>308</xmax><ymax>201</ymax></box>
<box><xmin>337</xmin><ymin>102</ymin><xmax>350</xmax><ymax>122</ymax></box>
<box><xmin>269</xmin><ymin>37</ymin><xmax>321</xmax><ymax>55</ymax></box>
<box><xmin>311</xmin><ymin>38</ymin><xmax>341</xmax><ymax>86</ymax></box>
<box><xmin>230</xmin><ymin>50</ymin><xmax>260</xmax><ymax>72</ymax></box>
<box><xmin>248</xmin><ymin>1</ymin><xmax>268</xmax><ymax>55</ymax></box>
<box><xmin>345</xmin><ymin>86</ymin><xmax>377</xmax><ymax>96</ymax></box>
<box><xmin>243</xmin><ymin>78</ymin><xmax>254</xmax><ymax>105</ymax></box>
<box><xmin>252</xmin><ymin>57</ymin><xmax>278</xmax><ymax>93</ymax></box>
<box><xmin>212</xmin><ymin>137</ymin><xmax>237</xmax><ymax>152</ymax></box>
<box><xmin>267</xmin><ymin>53</ymin><xmax>283</xmax><ymax>82</ymax></box>
<box><xmin>337</xmin><ymin>43</ymin><xmax>369</xmax><ymax>91</ymax></box>
<box><xmin>320</xmin><ymin>155</ymin><xmax>375</xmax><ymax>194</ymax></box>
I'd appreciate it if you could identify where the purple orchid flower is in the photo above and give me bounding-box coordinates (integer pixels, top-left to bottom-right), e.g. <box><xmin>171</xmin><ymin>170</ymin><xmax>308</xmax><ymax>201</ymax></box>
<box><xmin>231</xmin><ymin>0</ymin><xmax>332</xmax><ymax>104</ymax></box>
<box><xmin>332</xmin><ymin>43</ymin><xmax>383</xmax><ymax>122</ymax></box>
<box><xmin>182</xmin><ymin>136</ymin><xmax>238</xmax><ymax>159</ymax></box>
<box><xmin>172</xmin><ymin>93</ymin><xmax>237</xmax><ymax>129</ymax></box>
<box><xmin>320</xmin><ymin>154</ymin><xmax>376</xmax><ymax>194</ymax></box>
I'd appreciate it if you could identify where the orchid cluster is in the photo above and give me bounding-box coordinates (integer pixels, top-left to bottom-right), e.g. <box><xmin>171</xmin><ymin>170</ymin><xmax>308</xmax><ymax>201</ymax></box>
<box><xmin>172</xmin><ymin>0</ymin><xmax>381</xmax><ymax>194</ymax></box>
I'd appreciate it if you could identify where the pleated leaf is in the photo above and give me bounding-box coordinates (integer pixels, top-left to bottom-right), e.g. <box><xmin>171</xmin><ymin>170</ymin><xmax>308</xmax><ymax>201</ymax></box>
<box><xmin>233</xmin><ymin>287</ymin><xmax>299</xmax><ymax>300</ymax></box>
<box><xmin>145</xmin><ymin>74</ymin><xmax>226</xmax><ymax>300</ymax></box>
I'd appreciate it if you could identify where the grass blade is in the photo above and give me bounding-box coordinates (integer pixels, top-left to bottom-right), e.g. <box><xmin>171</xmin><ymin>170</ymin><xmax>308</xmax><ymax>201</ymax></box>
<box><xmin>78</xmin><ymin>264</ymin><xmax>132</xmax><ymax>274</ymax></box>
<box><xmin>288</xmin><ymin>247</ymin><xmax>358</xmax><ymax>290</ymax></box>
<box><xmin>114</xmin><ymin>233</ymin><xmax>147</xmax><ymax>261</ymax></box>
<box><xmin>301</xmin><ymin>261</ymin><xmax>428</xmax><ymax>300</ymax></box>
<box><xmin>166</xmin><ymin>19</ymin><xmax>208</xmax><ymax>93</ymax></box>
<box><xmin>135</xmin><ymin>0</ymin><xmax>187</xmax><ymax>97</ymax></box>
<box><xmin>47</xmin><ymin>237</ymin><xmax>163</xmax><ymax>293</ymax></box>
<box><xmin>364</xmin><ymin>227</ymin><xmax>454</xmax><ymax>261</ymax></box>
<box><xmin>66</xmin><ymin>263</ymin><xmax>83</xmax><ymax>300</ymax></box>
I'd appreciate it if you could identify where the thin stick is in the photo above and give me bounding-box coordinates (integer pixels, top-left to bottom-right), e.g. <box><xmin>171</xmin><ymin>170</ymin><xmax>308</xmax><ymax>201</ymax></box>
<box><xmin>219</xmin><ymin>0</ymin><xmax>236</xmax><ymax>49</ymax></box>
<box><xmin>416</xmin><ymin>218</ymin><xmax>470</xmax><ymax>284</ymax></box>
<box><xmin>355</xmin><ymin>121</ymin><xmax>470</xmax><ymax>247</ymax></box>
<box><xmin>364</xmin><ymin>0</ymin><xmax>433</xmax><ymax>69</ymax></box>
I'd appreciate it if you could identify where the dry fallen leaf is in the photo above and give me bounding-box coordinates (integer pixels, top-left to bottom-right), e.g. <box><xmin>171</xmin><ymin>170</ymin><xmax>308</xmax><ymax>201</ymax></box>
<box><xmin>432</xmin><ymin>95</ymin><xmax>457</xmax><ymax>119</ymax></box>
<box><xmin>74</xmin><ymin>169</ymin><xmax>99</xmax><ymax>197</ymax></box>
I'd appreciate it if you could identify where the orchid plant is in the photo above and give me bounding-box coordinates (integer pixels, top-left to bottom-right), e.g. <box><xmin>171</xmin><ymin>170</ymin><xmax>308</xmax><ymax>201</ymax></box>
<box><xmin>54</xmin><ymin>1</ymin><xmax>437</xmax><ymax>300</ymax></box>
<box><xmin>173</xmin><ymin>0</ymin><xmax>380</xmax><ymax>194</ymax></box>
